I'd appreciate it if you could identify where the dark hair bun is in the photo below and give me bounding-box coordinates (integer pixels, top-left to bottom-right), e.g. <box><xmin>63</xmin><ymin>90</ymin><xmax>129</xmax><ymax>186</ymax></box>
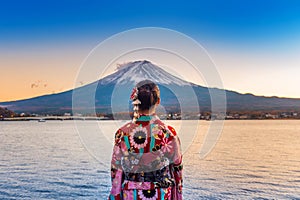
<box><xmin>136</xmin><ymin>80</ymin><xmax>160</xmax><ymax>111</ymax></box>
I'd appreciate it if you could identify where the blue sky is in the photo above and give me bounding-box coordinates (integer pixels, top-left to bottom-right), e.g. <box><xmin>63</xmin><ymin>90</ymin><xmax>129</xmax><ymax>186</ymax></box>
<box><xmin>2</xmin><ymin>0</ymin><xmax>300</xmax><ymax>45</ymax></box>
<box><xmin>1</xmin><ymin>0</ymin><xmax>300</xmax><ymax>100</ymax></box>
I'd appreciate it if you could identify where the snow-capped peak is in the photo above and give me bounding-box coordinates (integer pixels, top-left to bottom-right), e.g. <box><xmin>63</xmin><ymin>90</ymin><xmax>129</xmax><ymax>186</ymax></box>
<box><xmin>99</xmin><ymin>60</ymin><xmax>190</xmax><ymax>86</ymax></box>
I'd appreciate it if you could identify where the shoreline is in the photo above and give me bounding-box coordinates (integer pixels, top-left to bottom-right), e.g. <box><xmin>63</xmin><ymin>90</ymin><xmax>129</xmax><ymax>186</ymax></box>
<box><xmin>1</xmin><ymin>118</ymin><xmax>299</xmax><ymax>121</ymax></box>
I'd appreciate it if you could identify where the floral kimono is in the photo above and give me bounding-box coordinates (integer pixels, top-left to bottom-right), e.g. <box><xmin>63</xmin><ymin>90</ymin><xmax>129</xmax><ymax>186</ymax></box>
<box><xmin>108</xmin><ymin>115</ymin><xmax>183</xmax><ymax>200</ymax></box>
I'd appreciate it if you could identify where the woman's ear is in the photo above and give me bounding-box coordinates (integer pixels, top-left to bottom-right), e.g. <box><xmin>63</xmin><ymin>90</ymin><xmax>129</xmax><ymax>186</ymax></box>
<box><xmin>157</xmin><ymin>97</ymin><xmax>160</xmax><ymax>105</ymax></box>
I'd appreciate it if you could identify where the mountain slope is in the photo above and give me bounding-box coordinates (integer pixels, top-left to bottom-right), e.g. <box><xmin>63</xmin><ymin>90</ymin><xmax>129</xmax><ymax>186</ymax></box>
<box><xmin>1</xmin><ymin>60</ymin><xmax>300</xmax><ymax>114</ymax></box>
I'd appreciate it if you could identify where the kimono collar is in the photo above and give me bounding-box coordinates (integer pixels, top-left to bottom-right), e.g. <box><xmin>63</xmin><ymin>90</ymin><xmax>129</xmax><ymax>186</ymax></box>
<box><xmin>136</xmin><ymin>114</ymin><xmax>158</xmax><ymax>122</ymax></box>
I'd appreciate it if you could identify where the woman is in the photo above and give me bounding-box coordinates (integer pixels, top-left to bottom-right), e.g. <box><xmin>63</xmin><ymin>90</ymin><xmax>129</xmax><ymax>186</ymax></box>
<box><xmin>108</xmin><ymin>80</ymin><xmax>183</xmax><ymax>200</ymax></box>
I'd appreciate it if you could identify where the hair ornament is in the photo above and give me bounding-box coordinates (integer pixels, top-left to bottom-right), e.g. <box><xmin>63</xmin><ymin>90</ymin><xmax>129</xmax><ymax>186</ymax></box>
<box><xmin>130</xmin><ymin>87</ymin><xmax>138</xmax><ymax>101</ymax></box>
<box><xmin>130</xmin><ymin>87</ymin><xmax>141</xmax><ymax>122</ymax></box>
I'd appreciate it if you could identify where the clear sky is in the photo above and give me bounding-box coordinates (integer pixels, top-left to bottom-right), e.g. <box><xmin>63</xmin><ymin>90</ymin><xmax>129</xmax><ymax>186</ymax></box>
<box><xmin>1</xmin><ymin>0</ymin><xmax>300</xmax><ymax>101</ymax></box>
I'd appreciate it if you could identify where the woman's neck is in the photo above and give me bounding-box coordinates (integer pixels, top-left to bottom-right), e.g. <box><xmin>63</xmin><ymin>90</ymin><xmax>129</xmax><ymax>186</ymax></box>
<box><xmin>138</xmin><ymin>109</ymin><xmax>155</xmax><ymax>116</ymax></box>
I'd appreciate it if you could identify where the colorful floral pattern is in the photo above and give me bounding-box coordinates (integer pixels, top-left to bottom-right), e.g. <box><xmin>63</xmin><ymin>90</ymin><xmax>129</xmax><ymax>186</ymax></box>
<box><xmin>161</xmin><ymin>138</ymin><xmax>172</xmax><ymax>153</ymax></box>
<box><xmin>138</xmin><ymin>189</ymin><xmax>158</xmax><ymax>200</ymax></box>
<box><xmin>129</xmin><ymin>126</ymin><xmax>148</xmax><ymax>149</ymax></box>
<box><xmin>108</xmin><ymin>115</ymin><xmax>183</xmax><ymax>200</ymax></box>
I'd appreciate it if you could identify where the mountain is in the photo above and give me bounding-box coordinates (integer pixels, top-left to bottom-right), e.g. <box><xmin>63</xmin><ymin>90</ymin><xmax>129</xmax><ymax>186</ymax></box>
<box><xmin>1</xmin><ymin>60</ymin><xmax>300</xmax><ymax>115</ymax></box>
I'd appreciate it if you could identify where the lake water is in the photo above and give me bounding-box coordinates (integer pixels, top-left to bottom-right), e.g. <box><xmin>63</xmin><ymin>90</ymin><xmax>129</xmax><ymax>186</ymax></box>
<box><xmin>0</xmin><ymin>120</ymin><xmax>299</xmax><ymax>199</ymax></box>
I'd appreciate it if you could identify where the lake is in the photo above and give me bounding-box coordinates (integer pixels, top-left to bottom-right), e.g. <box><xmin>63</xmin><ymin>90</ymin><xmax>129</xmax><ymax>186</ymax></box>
<box><xmin>0</xmin><ymin>120</ymin><xmax>299</xmax><ymax>199</ymax></box>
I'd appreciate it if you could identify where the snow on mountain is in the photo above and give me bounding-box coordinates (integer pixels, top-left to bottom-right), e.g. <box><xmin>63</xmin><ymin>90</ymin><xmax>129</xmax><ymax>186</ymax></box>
<box><xmin>99</xmin><ymin>60</ymin><xmax>190</xmax><ymax>86</ymax></box>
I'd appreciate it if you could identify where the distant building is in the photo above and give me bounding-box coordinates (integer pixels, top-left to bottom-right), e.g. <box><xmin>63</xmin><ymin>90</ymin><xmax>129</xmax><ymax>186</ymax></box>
<box><xmin>64</xmin><ymin>112</ymin><xmax>71</xmax><ymax>116</ymax></box>
<box><xmin>239</xmin><ymin>115</ymin><xmax>249</xmax><ymax>119</ymax></box>
<box><xmin>265</xmin><ymin>113</ymin><xmax>278</xmax><ymax>119</ymax></box>
<box><xmin>226</xmin><ymin>115</ymin><xmax>235</xmax><ymax>119</ymax></box>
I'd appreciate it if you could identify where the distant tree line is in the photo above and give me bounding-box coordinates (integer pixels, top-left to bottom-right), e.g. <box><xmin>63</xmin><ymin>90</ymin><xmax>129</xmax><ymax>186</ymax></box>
<box><xmin>0</xmin><ymin>107</ymin><xmax>15</xmax><ymax>118</ymax></box>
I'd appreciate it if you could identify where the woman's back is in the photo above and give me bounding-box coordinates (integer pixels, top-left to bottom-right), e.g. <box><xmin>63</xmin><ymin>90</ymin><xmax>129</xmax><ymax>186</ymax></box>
<box><xmin>109</xmin><ymin>115</ymin><xmax>183</xmax><ymax>200</ymax></box>
<box><xmin>108</xmin><ymin>80</ymin><xmax>183</xmax><ymax>200</ymax></box>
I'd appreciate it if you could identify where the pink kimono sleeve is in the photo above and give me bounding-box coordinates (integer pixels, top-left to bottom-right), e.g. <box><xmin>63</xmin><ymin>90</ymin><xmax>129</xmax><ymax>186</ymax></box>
<box><xmin>108</xmin><ymin>130</ymin><xmax>124</xmax><ymax>200</ymax></box>
<box><xmin>172</xmin><ymin>136</ymin><xmax>183</xmax><ymax>199</ymax></box>
<box><xmin>168</xmin><ymin>126</ymin><xmax>183</xmax><ymax>200</ymax></box>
